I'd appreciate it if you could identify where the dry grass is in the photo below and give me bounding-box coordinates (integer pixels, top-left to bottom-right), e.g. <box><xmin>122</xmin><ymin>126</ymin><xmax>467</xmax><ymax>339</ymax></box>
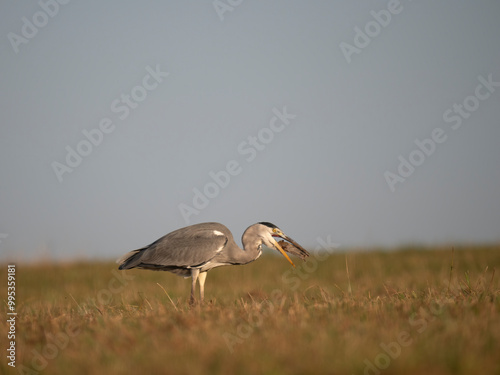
<box><xmin>1</xmin><ymin>245</ymin><xmax>500</xmax><ymax>374</ymax></box>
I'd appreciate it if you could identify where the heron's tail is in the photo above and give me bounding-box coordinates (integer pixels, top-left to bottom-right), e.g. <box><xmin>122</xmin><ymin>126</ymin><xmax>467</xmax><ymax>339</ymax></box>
<box><xmin>116</xmin><ymin>247</ymin><xmax>146</xmax><ymax>270</ymax></box>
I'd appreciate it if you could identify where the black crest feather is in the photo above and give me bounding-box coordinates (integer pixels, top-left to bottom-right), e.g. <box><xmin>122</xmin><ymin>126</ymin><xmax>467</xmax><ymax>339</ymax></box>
<box><xmin>258</xmin><ymin>222</ymin><xmax>279</xmax><ymax>229</ymax></box>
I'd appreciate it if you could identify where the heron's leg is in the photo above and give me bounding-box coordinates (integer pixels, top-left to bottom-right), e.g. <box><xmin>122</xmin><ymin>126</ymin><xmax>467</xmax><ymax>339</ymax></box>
<box><xmin>198</xmin><ymin>271</ymin><xmax>207</xmax><ymax>302</ymax></box>
<box><xmin>190</xmin><ymin>269</ymin><xmax>200</xmax><ymax>304</ymax></box>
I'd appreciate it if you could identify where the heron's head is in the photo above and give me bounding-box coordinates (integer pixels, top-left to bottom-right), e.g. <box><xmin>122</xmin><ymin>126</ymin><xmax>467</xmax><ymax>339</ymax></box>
<box><xmin>244</xmin><ymin>222</ymin><xmax>310</xmax><ymax>267</ymax></box>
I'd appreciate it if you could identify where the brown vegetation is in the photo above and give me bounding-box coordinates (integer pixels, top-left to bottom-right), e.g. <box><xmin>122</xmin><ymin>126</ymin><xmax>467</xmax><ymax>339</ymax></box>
<box><xmin>1</xmin><ymin>245</ymin><xmax>499</xmax><ymax>374</ymax></box>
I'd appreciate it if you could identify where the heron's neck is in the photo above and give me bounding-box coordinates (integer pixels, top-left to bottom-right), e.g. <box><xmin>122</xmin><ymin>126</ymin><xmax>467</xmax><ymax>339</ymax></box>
<box><xmin>239</xmin><ymin>229</ymin><xmax>263</xmax><ymax>264</ymax></box>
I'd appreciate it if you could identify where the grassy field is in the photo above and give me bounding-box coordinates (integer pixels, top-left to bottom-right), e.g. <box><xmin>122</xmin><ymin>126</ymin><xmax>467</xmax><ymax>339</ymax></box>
<box><xmin>1</xmin><ymin>245</ymin><xmax>500</xmax><ymax>375</ymax></box>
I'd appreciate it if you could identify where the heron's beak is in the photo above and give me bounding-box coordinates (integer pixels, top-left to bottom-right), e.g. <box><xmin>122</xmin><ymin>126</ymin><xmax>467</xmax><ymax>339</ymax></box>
<box><xmin>271</xmin><ymin>238</ymin><xmax>296</xmax><ymax>268</ymax></box>
<box><xmin>272</xmin><ymin>232</ymin><xmax>310</xmax><ymax>261</ymax></box>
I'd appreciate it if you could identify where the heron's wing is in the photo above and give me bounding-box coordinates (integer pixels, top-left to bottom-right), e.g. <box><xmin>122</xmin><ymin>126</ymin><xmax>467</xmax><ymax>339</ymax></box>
<box><xmin>132</xmin><ymin>225</ymin><xmax>229</xmax><ymax>269</ymax></box>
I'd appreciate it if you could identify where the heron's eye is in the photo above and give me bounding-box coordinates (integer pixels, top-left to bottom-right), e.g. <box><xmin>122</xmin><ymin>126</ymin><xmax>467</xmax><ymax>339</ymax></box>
<box><xmin>273</xmin><ymin>228</ymin><xmax>278</xmax><ymax>234</ymax></box>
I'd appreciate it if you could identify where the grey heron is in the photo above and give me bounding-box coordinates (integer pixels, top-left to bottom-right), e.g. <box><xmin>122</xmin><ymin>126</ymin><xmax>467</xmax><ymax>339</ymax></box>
<box><xmin>117</xmin><ymin>222</ymin><xmax>309</xmax><ymax>303</ymax></box>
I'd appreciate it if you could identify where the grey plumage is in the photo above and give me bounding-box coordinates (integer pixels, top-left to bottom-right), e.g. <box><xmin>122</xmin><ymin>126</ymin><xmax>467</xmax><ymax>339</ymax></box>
<box><xmin>117</xmin><ymin>222</ymin><xmax>309</xmax><ymax>303</ymax></box>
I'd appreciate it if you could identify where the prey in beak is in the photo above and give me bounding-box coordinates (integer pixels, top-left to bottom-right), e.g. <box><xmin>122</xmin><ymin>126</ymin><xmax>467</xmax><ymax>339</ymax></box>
<box><xmin>266</xmin><ymin>226</ymin><xmax>310</xmax><ymax>268</ymax></box>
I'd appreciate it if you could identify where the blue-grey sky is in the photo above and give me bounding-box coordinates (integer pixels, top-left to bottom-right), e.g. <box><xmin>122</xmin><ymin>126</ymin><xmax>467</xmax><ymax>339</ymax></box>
<box><xmin>1</xmin><ymin>1</ymin><xmax>499</xmax><ymax>261</ymax></box>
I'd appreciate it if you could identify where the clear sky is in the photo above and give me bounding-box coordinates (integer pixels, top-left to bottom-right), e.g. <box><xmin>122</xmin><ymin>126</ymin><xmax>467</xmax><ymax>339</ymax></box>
<box><xmin>1</xmin><ymin>1</ymin><xmax>499</xmax><ymax>261</ymax></box>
